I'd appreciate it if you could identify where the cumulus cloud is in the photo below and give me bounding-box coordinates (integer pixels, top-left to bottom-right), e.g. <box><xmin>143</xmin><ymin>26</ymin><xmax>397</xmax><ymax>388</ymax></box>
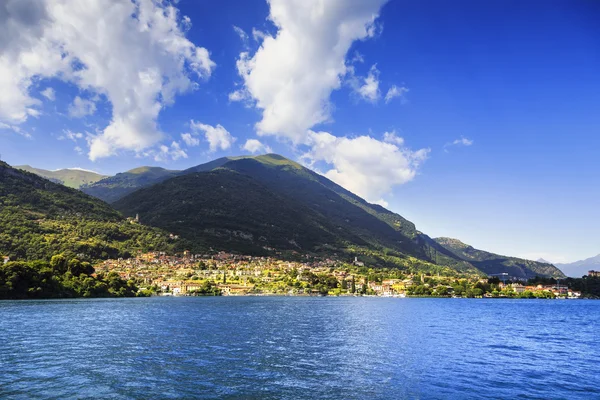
<box><xmin>251</xmin><ymin>28</ymin><xmax>267</xmax><ymax>42</ymax></box>
<box><xmin>0</xmin><ymin>0</ymin><xmax>215</xmax><ymax>160</ymax></box>
<box><xmin>385</xmin><ymin>85</ymin><xmax>409</xmax><ymax>104</ymax></box>
<box><xmin>242</xmin><ymin>139</ymin><xmax>272</xmax><ymax>154</ymax></box>
<box><xmin>234</xmin><ymin>0</ymin><xmax>388</xmax><ymax>143</ymax></box>
<box><xmin>228</xmin><ymin>89</ymin><xmax>249</xmax><ymax>103</ymax></box>
<box><xmin>68</xmin><ymin>96</ymin><xmax>96</xmax><ymax>118</ymax></box>
<box><xmin>303</xmin><ymin>131</ymin><xmax>430</xmax><ymax>204</ymax></box>
<box><xmin>383</xmin><ymin>130</ymin><xmax>404</xmax><ymax>145</ymax></box>
<box><xmin>40</xmin><ymin>87</ymin><xmax>55</xmax><ymax>101</ymax></box>
<box><xmin>355</xmin><ymin>64</ymin><xmax>381</xmax><ymax>103</ymax></box>
<box><xmin>153</xmin><ymin>141</ymin><xmax>188</xmax><ymax>162</ymax></box>
<box><xmin>181</xmin><ymin>132</ymin><xmax>200</xmax><ymax>147</ymax></box>
<box><xmin>190</xmin><ymin>121</ymin><xmax>236</xmax><ymax>152</ymax></box>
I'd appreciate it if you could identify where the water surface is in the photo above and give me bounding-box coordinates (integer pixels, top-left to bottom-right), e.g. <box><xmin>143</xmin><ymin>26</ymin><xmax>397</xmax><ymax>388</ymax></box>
<box><xmin>1</xmin><ymin>297</ymin><xmax>598</xmax><ymax>399</ymax></box>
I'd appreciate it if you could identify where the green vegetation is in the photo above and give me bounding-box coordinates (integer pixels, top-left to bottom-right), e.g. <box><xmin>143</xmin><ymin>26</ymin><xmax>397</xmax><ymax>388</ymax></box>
<box><xmin>16</xmin><ymin>165</ymin><xmax>107</xmax><ymax>189</ymax></box>
<box><xmin>528</xmin><ymin>276</ymin><xmax>600</xmax><ymax>298</ymax></box>
<box><xmin>434</xmin><ymin>237</ymin><xmax>564</xmax><ymax>279</ymax></box>
<box><xmin>0</xmin><ymin>255</ymin><xmax>139</xmax><ymax>299</ymax></box>
<box><xmin>188</xmin><ymin>280</ymin><xmax>222</xmax><ymax>296</ymax></box>
<box><xmin>113</xmin><ymin>154</ymin><xmax>555</xmax><ymax>277</ymax></box>
<box><xmin>0</xmin><ymin>161</ymin><xmax>176</xmax><ymax>263</ymax></box>
<box><xmin>114</xmin><ymin>169</ymin><xmax>340</xmax><ymax>255</ymax></box>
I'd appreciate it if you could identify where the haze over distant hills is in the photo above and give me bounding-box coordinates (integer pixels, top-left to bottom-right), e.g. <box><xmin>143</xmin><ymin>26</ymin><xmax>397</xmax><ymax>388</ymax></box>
<box><xmin>555</xmin><ymin>255</ymin><xmax>600</xmax><ymax>278</ymax></box>
<box><xmin>16</xmin><ymin>165</ymin><xmax>107</xmax><ymax>189</ymax></box>
<box><xmin>80</xmin><ymin>166</ymin><xmax>180</xmax><ymax>203</ymax></box>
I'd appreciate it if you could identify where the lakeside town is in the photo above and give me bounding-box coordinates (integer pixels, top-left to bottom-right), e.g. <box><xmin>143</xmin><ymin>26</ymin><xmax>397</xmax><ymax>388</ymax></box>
<box><xmin>94</xmin><ymin>251</ymin><xmax>586</xmax><ymax>299</ymax></box>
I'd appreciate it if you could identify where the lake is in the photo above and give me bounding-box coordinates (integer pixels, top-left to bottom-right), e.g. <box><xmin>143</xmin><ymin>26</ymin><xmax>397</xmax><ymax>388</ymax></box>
<box><xmin>1</xmin><ymin>297</ymin><xmax>598</xmax><ymax>399</ymax></box>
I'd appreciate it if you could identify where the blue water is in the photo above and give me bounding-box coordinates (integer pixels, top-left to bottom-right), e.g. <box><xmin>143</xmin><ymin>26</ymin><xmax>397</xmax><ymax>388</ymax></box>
<box><xmin>1</xmin><ymin>297</ymin><xmax>599</xmax><ymax>399</ymax></box>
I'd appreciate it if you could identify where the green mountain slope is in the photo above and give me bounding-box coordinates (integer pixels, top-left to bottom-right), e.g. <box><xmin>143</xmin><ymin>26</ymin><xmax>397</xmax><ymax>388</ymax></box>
<box><xmin>114</xmin><ymin>154</ymin><xmax>477</xmax><ymax>274</ymax></box>
<box><xmin>434</xmin><ymin>237</ymin><xmax>565</xmax><ymax>279</ymax></box>
<box><xmin>81</xmin><ymin>166</ymin><xmax>179</xmax><ymax>203</ymax></box>
<box><xmin>0</xmin><ymin>161</ymin><xmax>174</xmax><ymax>262</ymax></box>
<box><xmin>113</xmin><ymin>169</ymin><xmax>353</xmax><ymax>255</ymax></box>
<box><xmin>16</xmin><ymin>165</ymin><xmax>108</xmax><ymax>189</ymax></box>
<box><xmin>221</xmin><ymin>155</ymin><xmax>473</xmax><ymax>270</ymax></box>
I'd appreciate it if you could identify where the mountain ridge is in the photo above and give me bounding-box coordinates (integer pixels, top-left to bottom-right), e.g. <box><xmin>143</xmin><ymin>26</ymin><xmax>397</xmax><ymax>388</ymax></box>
<box><xmin>434</xmin><ymin>237</ymin><xmax>565</xmax><ymax>279</ymax></box>
<box><xmin>113</xmin><ymin>154</ymin><xmax>559</xmax><ymax>278</ymax></box>
<box><xmin>556</xmin><ymin>254</ymin><xmax>600</xmax><ymax>278</ymax></box>
<box><xmin>16</xmin><ymin>165</ymin><xmax>108</xmax><ymax>189</ymax></box>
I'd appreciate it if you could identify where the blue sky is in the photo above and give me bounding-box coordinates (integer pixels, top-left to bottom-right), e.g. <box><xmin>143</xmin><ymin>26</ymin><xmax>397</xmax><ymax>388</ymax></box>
<box><xmin>1</xmin><ymin>0</ymin><xmax>599</xmax><ymax>263</ymax></box>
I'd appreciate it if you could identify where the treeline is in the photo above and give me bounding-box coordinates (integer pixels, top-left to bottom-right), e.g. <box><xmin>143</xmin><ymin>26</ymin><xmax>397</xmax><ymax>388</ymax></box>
<box><xmin>0</xmin><ymin>254</ymin><xmax>142</xmax><ymax>299</ymax></box>
<box><xmin>528</xmin><ymin>276</ymin><xmax>600</xmax><ymax>298</ymax></box>
<box><xmin>0</xmin><ymin>205</ymin><xmax>177</xmax><ymax>262</ymax></box>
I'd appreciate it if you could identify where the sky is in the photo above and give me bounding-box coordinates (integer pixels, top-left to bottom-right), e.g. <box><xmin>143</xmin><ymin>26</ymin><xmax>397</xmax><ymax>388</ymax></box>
<box><xmin>1</xmin><ymin>0</ymin><xmax>599</xmax><ymax>263</ymax></box>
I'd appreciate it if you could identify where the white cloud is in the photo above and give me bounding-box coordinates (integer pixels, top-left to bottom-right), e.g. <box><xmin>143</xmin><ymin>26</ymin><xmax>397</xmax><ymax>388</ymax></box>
<box><xmin>190</xmin><ymin>121</ymin><xmax>236</xmax><ymax>152</ymax></box>
<box><xmin>451</xmin><ymin>137</ymin><xmax>474</xmax><ymax>146</ymax></box>
<box><xmin>355</xmin><ymin>64</ymin><xmax>380</xmax><ymax>103</ymax></box>
<box><xmin>445</xmin><ymin>136</ymin><xmax>474</xmax><ymax>151</ymax></box>
<box><xmin>181</xmin><ymin>132</ymin><xmax>200</xmax><ymax>147</ymax></box>
<box><xmin>74</xmin><ymin>146</ymin><xmax>83</xmax><ymax>155</ymax></box>
<box><xmin>385</xmin><ymin>85</ymin><xmax>409</xmax><ymax>104</ymax></box>
<box><xmin>40</xmin><ymin>87</ymin><xmax>55</xmax><ymax>101</ymax></box>
<box><xmin>64</xmin><ymin>167</ymin><xmax>100</xmax><ymax>173</ymax></box>
<box><xmin>233</xmin><ymin>25</ymin><xmax>249</xmax><ymax>43</ymax></box>
<box><xmin>383</xmin><ymin>131</ymin><xmax>404</xmax><ymax>146</ymax></box>
<box><xmin>0</xmin><ymin>0</ymin><xmax>215</xmax><ymax>160</ymax></box>
<box><xmin>234</xmin><ymin>0</ymin><xmax>388</xmax><ymax>143</ymax></box>
<box><xmin>68</xmin><ymin>96</ymin><xmax>96</xmax><ymax>118</ymax></box>
<box><xmin>303</xmin><ymin>130</ymin><xmax>430</xmax><ymax>204</ymax></box>
<box><xmin>154</xmin><ymin>141</ymin><xmax>188</xmax><ymax>162</ymax></box>
<box><xmin>228</xmin><ymin>89</ymin><xmax>248</xmax><ymax>103</ymax></box>
<box><xmin>251</xmin><ymin>28</ymin><xmax>267</xmax><ymax>42</ymax></box>
<box><xmin>242</xmin><ymin>138</ymin><xmax>272</xmax><ymax>154</ymax></box>
<box><xmin>0</xmin><ymin>122</ymin><xmax>31</xmax><ymax>138</ymax></box>
<box><xmin>58</xmin><ymin>129</ymin><xmax>83</xmax><ymax>142</ymax></box>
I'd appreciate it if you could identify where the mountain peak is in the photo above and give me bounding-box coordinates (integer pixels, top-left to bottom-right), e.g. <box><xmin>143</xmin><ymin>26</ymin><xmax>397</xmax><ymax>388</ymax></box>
<box><xmin>252</xmin><ymin>153</ymin><xmax>303</xmax><ymax>168</ymax></box>
<box><xmin>435</xmin><ymin>237</ymin><xmax>470</xmax><ymax>249</ymax></box>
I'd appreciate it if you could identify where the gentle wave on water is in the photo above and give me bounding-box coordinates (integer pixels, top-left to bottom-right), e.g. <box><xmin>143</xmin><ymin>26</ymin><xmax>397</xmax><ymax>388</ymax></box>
<box><xmin>1</xmin><ymin>297</ymin><xmax>599</xmax><ymax>399</ymax></box>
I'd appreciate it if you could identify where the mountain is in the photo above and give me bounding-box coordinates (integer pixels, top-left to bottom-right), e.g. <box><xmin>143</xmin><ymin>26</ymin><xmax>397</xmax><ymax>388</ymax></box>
<box><xmin>434</xmin><ymin>237</ymin><xmax>565</xmax><ymax>279</ymax></box>
<box><xmin>556</xmin><ymin>255</ymin><xmax>600</xmax><ymax>278</ymax></box>
<box><xmin>114</xmin><ymin>153</ymin><xmax>545</xmax><ymax>276</ymax></box>
<box><xmin>81</xmin><ymin>158</ymin><xmax>237</xmax><ymax>204</ymax></box>
<box><xmin>81</xmin><ymin>166</ymin><xmax>180</xmax><ymax>203</ymax></box>
<box><xmin>0</xmin><ymin>161</ymin><xmax>175</xmax><ymax>262</ymax></box>
<box><xmin>16</xmin><ymin>165</ymin><xmax>108</xmax><ymax>189</ymax></box>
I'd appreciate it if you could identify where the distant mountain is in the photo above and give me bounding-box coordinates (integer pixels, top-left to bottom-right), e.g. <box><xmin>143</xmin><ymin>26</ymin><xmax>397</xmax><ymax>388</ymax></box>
<box><xmin>0</xmin><ymin>161</ymin><xmax>175</xmax><ymax>261</ymax></box>
<box><xmin>81</xmin><ymin>166</ymin><xmax>180</xmax><ymax>203</ymax></box>
<box><xmin>434</xmin><ymin>237</ymin><xmax>565</xmax><ymax>279</ymax></box>
<box><xmin>113</xmin><ymin>153</ymin><xmax>555</xmax><ymax>277</ymax></box>
<box><xmin>556</xmin><ymin>255</ymin><xmax>600</xmax><ymax>278</ymax></box>
<box><xmin>16</xmin><ymin>165</ymin><xmax>108</xmax><ymax>189</ymax></box>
